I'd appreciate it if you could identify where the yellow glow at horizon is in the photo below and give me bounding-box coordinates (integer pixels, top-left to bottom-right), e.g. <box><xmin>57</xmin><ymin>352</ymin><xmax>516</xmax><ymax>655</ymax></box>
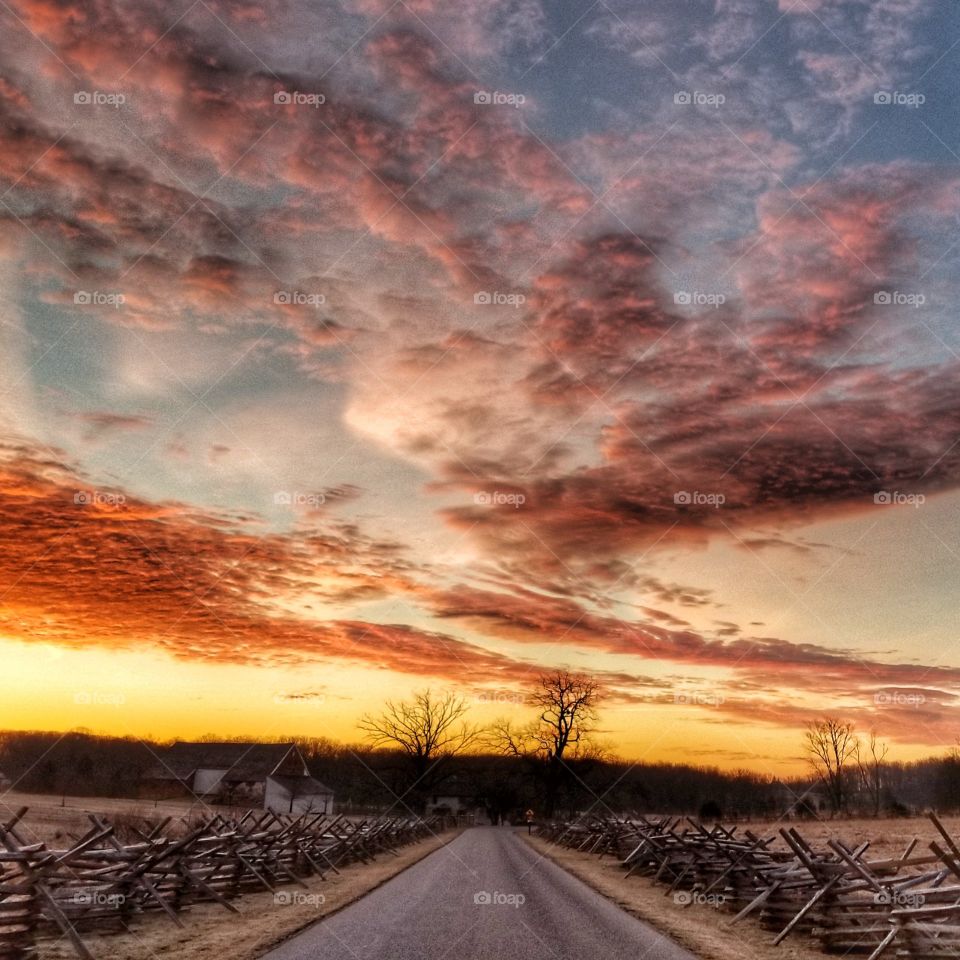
<box><xmin>0</xmin><ymin>634</ymin><xmax>940</xmax><ymax>777</ymax></box>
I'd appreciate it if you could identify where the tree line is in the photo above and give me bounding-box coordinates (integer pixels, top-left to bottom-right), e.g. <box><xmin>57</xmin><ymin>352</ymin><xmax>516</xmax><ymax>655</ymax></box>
<box><xmin>1</xmin><ymin>678</ymin><xmax>957</xmax><ymax>820</ymax></box>
<box><xmin>801</xmin><ymin>716</ymin><xmax>960</xmax><ymax>817</ymax></box>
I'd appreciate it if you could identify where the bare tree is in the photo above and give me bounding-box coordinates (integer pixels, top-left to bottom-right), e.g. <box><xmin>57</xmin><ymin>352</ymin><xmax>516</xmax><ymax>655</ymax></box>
<box><xmin>803</xmin><ymin>717</ymin><xmax>859</xmax><ymax>815</ymax></box>
<box><xmin>856</xmin><ymin>731</ymin><xmax>889</xmax><ymax>817</ymax></box>
<box><xmin>359</xmin><ymin>689</ymin><xmax>482</xmax><ymax>809</ymax></box>
<box><xmin>491</xmin><ymin>670</ymin><xmax>602</xmax><ymax>818</ymax></box>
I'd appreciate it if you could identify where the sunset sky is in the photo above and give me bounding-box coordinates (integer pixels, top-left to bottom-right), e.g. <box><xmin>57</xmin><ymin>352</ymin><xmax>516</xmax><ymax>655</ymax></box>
<box><xmin>1</xmin><ymin>0</ymin><xmax>959</xmax><ymax>775</ymax></box>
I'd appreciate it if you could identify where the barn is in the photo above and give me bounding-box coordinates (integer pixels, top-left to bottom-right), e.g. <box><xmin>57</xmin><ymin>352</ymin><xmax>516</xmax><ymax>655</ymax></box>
<box><xmin>142</xmin><ymin>741</ymin><xmax>334</xmax><ymax>813</ymax></box>
<box><xmin>264</xmin><ymin>774</ymin><xmax>335</xmax><ymax>814</ymax></box>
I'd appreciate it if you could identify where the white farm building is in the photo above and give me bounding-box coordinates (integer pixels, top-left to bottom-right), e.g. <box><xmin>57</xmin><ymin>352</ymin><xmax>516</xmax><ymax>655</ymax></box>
<box><xmin>143</xmin><ymin>741</ymin><xmax>334</xmax><ymax>814</ymax></box>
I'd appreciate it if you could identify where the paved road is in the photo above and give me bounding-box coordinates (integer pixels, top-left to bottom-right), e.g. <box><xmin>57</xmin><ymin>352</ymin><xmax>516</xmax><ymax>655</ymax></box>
<box><xmin>263</xmin><ymin>826</ymin><xmax>699</xmax><ymax>960</ymax></box>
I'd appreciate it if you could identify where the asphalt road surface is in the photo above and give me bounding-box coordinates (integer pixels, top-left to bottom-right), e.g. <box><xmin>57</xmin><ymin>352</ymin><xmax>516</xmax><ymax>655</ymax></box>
<box><xmin>263</xmin><ymin>826</ymin><xmax>699</xmax><ymax>960</ymax></box>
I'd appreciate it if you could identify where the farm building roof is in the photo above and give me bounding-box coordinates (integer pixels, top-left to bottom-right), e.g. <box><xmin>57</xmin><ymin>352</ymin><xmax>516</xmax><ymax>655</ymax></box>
<box><xmin>145</xmin><ymin>741</ymin><xmax>298</xmax><ymax>782</ymax></box>
<box><xmin>268</xmin><ymin>774</ymin><xmax>334</xmax><ymax>796</ymax></box>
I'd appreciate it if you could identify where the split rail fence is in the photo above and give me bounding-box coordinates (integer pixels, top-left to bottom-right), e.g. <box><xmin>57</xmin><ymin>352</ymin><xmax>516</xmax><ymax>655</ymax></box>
<box><xmin>540</xmin><ymin>813</ymin><xmax>960</xmax><ymax>958</ymax></box>
<box><xmin>0</xmin><ymin>806</ymin><xmax>447</xmax><ymax>960</ymax></box>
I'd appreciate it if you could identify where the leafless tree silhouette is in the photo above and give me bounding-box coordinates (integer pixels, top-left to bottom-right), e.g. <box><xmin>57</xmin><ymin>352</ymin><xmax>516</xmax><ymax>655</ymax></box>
<box><xmin>856</xmin><ymin>730</ymin><xmax>889</xmax><ymax>817</ymax></box>
<box><xmin>491</xmin><ymin>670</ymin><xmax>602</xmax><ymax>817</ymax></box>
<box><xmin>359</xmin><ymin>689</ymin><xmax>482</xmax><ymax>809</ymax></box>
<box><xmin>804</xmin><ymin>717</ymin><xmax>859</xmax><ymax>814</ymax></box>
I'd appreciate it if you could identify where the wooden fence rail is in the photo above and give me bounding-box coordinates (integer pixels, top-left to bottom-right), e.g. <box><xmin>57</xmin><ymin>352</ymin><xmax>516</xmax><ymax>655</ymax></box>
<box><xmin>539</xmin><ymin>813</ymin><xmax>960</xmax><ymax>959</ymax></box>
<box><xmin>0</xmin><ymin>807</ymin><xmax>448</xmax><ymax>960</ymax></box>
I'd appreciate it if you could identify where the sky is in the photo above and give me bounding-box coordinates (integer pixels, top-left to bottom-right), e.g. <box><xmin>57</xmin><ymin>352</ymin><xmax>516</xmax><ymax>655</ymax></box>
<box><xmin>0</xmin><ymin>0</ymin><xmax>959</xmax><ymax>776</ymax></box>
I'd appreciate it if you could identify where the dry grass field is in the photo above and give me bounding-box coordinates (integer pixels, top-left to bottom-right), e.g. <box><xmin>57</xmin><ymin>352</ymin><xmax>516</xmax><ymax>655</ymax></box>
<box><xmin>0</xmin><ymin>790</ymin><xmax>236</xmax><ymax>845</ymax></box>
<box><xmin>729</xmin><ymin>813</ymin><xmax>960</xmax><ymax>859</ymax></box>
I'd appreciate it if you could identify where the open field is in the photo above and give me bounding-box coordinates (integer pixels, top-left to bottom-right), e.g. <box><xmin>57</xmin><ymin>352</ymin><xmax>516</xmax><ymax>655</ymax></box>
<box><xmin>5</xmin><ymin>793</ymin><xmax>958</xmax><ymax>858</ymax></box>
<box><xmin>728</xmin><ymin>813</ymin><xmax>960</xmax><ymax>859</ymax></box>
<box><xmin>0</xmin><ymin>791</ymin><xmax>237</xmax><ymax>845</ymax></box>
